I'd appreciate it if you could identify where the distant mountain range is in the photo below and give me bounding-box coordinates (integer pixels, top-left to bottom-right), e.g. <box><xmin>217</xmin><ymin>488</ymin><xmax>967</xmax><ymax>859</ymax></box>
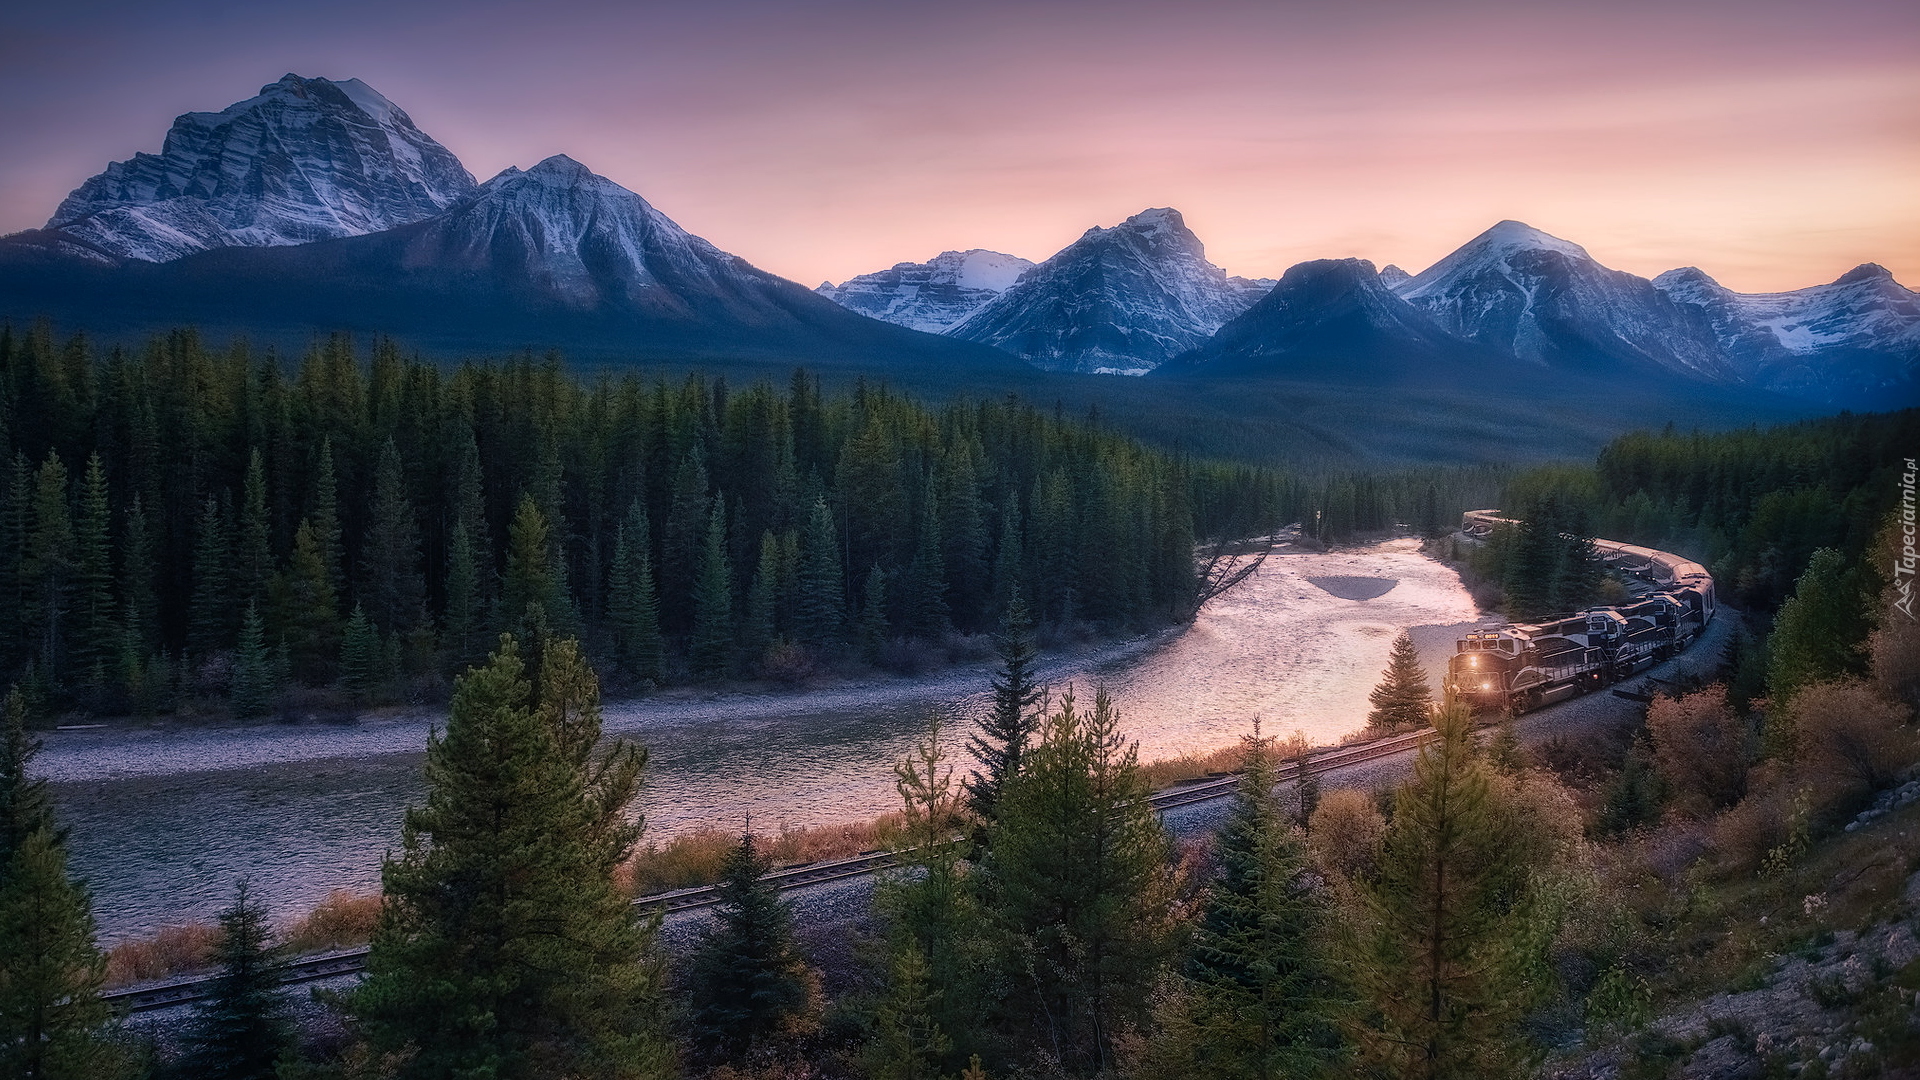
<box><xmin>2</xmin><ymin>74</ymin><xmax>1913</xmax><ymax>409</ymax></box>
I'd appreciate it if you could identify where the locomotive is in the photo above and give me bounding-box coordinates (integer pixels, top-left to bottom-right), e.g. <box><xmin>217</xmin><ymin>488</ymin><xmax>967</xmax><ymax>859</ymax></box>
<box><xmin>1447</xmin><ymin>511</ymin><xmax>1715</xmax><ymax>713</ymax></box>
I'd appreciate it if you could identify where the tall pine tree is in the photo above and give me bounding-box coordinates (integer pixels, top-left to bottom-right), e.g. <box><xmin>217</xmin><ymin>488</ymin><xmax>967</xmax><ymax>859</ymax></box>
<box><xmin>685</xmin><ymin>829</ymin><xmax>812</xmax><ymax>1061</ymax></box>
<box><xmin>965</xmin><ymin>592</ymin><xmax>1043</xmax><ymax>825</ymax></box>
<box><xmin>1366</xmin><ymin>632</ymin><xmax>1433</xmax><ymax>735</ymax></box>
<box><xmin>179</xmin><ymin>880</ymin><xmax>293</xmax><ymax>1080</ymax></box>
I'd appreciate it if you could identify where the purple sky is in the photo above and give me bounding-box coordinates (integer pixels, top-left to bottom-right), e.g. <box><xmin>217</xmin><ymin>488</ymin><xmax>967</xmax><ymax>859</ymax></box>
<box><xmin>2</xmin><ymin>0</ymin><xmax>1915</xmax><ymax>291</ymax></box>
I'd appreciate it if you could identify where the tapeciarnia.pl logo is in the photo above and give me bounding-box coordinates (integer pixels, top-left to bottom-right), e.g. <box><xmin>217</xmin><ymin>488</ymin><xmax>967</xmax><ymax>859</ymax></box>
<box><xmin>1898</xmin><ymin>457</ymin><xmax>1917</xmax><ymax>621</ymax></box>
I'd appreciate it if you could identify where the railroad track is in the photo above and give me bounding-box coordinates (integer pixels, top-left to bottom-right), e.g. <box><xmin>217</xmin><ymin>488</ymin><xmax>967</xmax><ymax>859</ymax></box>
<box><xmin>105</xmin><ymin>726</ymin><xmax>1439</xmax><ymax>1013</ymax></box>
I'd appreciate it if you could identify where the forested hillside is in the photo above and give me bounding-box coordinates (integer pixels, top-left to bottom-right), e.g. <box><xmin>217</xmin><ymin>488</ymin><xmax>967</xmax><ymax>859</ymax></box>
<box><xmin>0</xmin><ymin>325</ymin><xmax>1283</xmax><ymax>714</ymax></box>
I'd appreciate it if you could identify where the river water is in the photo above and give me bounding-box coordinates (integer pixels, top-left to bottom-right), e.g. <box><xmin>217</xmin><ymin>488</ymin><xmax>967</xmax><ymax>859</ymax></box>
<box><xmin>41</xmin><ymin>539</ymin><xmax>1481</xmax><ymax>942</ymax></box>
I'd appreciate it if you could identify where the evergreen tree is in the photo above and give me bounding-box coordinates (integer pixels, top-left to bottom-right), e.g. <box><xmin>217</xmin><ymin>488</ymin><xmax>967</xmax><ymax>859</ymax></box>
<box><xmin>877</xmin><ymin>718</ymin><xmax>983</xmax><ymax>1072</ymax></box>
<box><xmin>1154</xmin><ymin>728</ymin><xmax>1341</xmax><ymax>1080</ymax></box>
<box><xmin>1343</xmin><ymin>703</ymin><xmax>1544</xmax><ymax>1080</ymax></box>
<box><xmin>982</xmin><ymin>687</ymin><xmax>1175</xmax><ymax>1074</ymax></box>
<box><xmin>860</xmin><ymin>565</ymin><xmax>890</xmax><ymax>662</ymax></box>
<box><xmin>179</xmin><ymin>880</ymin><xmax>293</xmax><ymax>1080</ymax></box>
<box><xmin>119</xmin><ymin>496</ymin><xmax>157</xmax><ymax>659</ymax></box>
<box><xmin>188</xmin><ymin>494</ymin><xmax>233</xmax><ymax>658</ymax></box>
<box><xmin>661</xmin><ymin>451</ymin><xmax>711</xmax><ymax>638</ymax></box>
<box><xmin>1767</xmin><ymin>546</ymin><xmax>1872</xmax><ymax>705</ymax></box>
<box><xmin>691</xmin><ymin>501</ymin><xmax>735</xmax><ymax>677</ymax></box>
<box><xmin>340</xmin><ymin>604</ymin><xmax>381</xmax><ymax>702</ymax></box>
<box><xmin>902</xmin><ymin>481</ymin><xmax>951</xmax><ymax>640</ymax></box>
<box><xmin>356</xmin><ymin>635</ymin><xmax>670</xmax><ymax>1080</ymax></box>
<box><xmin>965</xmin><ymin>593</ymin><xmax>1043</xmax><ymax>825</ymax></box>
<box><xmin>24</xmin><ymin>453</ymin><xmax>75</xmax><ymax>682</ymax></box>
<box><xmin>606</xmin><ymin>501</ymin><xmax>663</xmax><ymax>683</ymax></box>
<box><xmin>0</xmin><ymin>688</ymin><xmax>123</xmax><ymax>1080</ymax></box>
<box><xmin>274</xmin><ymin>519</ymin><xmax>340</xmax><ymax>683</ymax></box>
<box><xmin>991</xmin><ymin>502</ymin><xmax>1024</xmax><ymax>619</ymax></box>
<box><xmin>359</xmin><ymin>439</ymin><xmax>426</xmax><ymax>637</ymax></box>
<box><xmin>230</xmin><ymin>602</ymin><xmax>276</xmax><ymax>718</ymax></box>
<box><xmin>234</xmin><ymin>450</ymin><xmax>273</xmax><ymax>611</ymax></box>
<box><xmin>70</xmin><ymin>454</ymin><xmax>114</xmax><ymax>682</ymax></box>
<box><xmin>795</xmin><ymin>497</ymin><xmax>843</xmax><ymax>647</ymax></box>
<box><xmin>686</xmin><ymin>829</ymin><xmax>811</xmax><ymax>1060</ymax></box>
<box><xmin>310</xmin><ymin>439</ymin><xmax>345</xmax><ymax>601</ymax></box>
<box><xmin>442</xmin><ymin>521</ymin><xmax>484</xmax><ymax>670</ymax></box>
<box><xmin>502</xmin><ymin>495</ymin><xmax>570</xmax><ymax>639</ymax></box>
<box><xmin>743</xmin><ymin>531</ymin><xmax>781</xmax><ymax>662</ymax></box>
<box><xmin>1366</xmin><ymin>632</ymin><xmax>1432</xmax><ymax>735</ymax></box>
<box><xmin>1</xmin><ymin>456</ymin><xmax>30</xmax><ymax>673</ymax></box>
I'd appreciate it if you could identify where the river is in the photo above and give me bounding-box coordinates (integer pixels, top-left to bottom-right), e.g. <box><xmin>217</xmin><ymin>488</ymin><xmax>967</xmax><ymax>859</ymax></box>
<box><xmin>40</xmin><ymin>538</ymin><xmax>1482</xmax><ymax>942</ymax></box>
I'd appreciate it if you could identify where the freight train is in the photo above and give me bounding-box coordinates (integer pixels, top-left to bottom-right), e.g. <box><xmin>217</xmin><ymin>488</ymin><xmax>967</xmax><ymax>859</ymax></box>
<box><xmin>1446</xmin><ymin>510</ymin><xmax>1716</xmax><ymax>713</ymax></box>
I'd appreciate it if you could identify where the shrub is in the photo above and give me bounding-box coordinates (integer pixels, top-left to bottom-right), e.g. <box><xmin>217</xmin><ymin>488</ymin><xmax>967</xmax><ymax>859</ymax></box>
<box><xmin>281</xmin><ymin>890</ymin><xmax>381</xmax><ymax>953</ymax></box>
<box><xmin>1713</xmin><ymin>789</ymin><xmax>1791</xmax><ymax>875</ymax></box>
<box><xmin>104</xmin><ymin>921</ymin><xmax>223</xmax><ymax>985</ymax></box>
<box><xmin>1786</xmin><ymin>679</ymin><xmax>1917</xmax><ymax>805</ymax></box>
<box><xmin>1647</xmin><ymin>686</ymin><xmax>1750</xmax><ymax>814</ymax></box>
<box><xmin>1307</xmin><ymin>787</ymin><xmax>1386</xmax><ymax>882</ymax></box>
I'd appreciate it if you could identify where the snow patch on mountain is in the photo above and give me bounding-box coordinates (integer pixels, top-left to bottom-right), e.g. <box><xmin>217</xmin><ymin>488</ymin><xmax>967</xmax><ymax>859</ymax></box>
<box><xmin>47</xmin><ymin>74</ymin><xmax>475</xmax><ymax>262</ymax></box>
<box><xmin>948</xmin><ymin>207</ymin><xmax>1274</xmax><ymax>374</ymax></box>
<box><xmin>817</xmin><ymin>249</ymin><xmax>1036</xmax><ymax>332</ymax></box>
<box><xmin>1653</xmin><ymin>263</ymin><xmax>1919</xmax><ymax>403</ymax></box>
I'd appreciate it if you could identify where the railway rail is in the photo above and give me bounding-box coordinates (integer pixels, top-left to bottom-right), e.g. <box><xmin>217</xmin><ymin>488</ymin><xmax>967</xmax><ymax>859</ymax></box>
<box><xmin>104</xmin><ymin>725</ymin><xmax>1437</xmax><ymax>1013</ymax></box>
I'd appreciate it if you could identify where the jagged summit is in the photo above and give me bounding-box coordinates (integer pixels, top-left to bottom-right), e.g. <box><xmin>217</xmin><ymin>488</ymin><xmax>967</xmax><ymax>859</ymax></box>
<box><xmin>816</xmin><ymin>248</ymin><xmax>1035</xmax><ymax>332</ymax></box>
<box><xmin>1652</xmin><ymin>262</ymin><xmax>1918</xmax><ymax>405</ymax></box>
<box><xmin>1397</xmin><ymin>219</ymin><xmax>1732</xmax><ymax>380</ymax></box>
<box><xmin>946</xmin><ymin>207</ymin><xmax>1273</xmax><ymax>374</ymax></box>
<box><xmin>45</xmin><ymin>74</ymin><xmax>476</xmax><ymax>262</ymax></box>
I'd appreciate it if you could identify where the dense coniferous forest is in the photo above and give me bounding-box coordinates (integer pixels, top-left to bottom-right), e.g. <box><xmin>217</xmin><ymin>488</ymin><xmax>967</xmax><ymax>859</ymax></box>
<box><xmin>0</xmin><ymin>324</ymin><xmax>1530</xmax><ymax>717</ymax></box>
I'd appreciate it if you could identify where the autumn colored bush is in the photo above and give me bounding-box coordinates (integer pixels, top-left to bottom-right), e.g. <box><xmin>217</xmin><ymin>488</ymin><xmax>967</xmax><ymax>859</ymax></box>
<box><xmin>104</xmin><ymin>921</ymin><xmax>223</xmax><ymax>986</ymax></box>
<box><xmin>281</xmin><ymin>889</ymin><xmax>382</xmax><ymax>954</ymax></box>
<box><xmin>1307</xmin><ymin>787</ymin><xmax>1386</xmax><ymax>883</ymax></box>
<box><xmin>1647</xmin><ymin>686</ymin><xmax>1750</xmax><ymax>814</ymax></box>
<box><xmin>1786</xmin><ymin>678</ymin><xmax>1917</xmax><ymax>803</ymax></box>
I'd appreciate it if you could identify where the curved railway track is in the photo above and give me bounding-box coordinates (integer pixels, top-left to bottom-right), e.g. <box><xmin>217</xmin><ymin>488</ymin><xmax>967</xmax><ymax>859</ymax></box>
<box><xmin>104</xmin><ymin>726</ymin><xmax>1438</xmax><ymax>1013</ymax></box>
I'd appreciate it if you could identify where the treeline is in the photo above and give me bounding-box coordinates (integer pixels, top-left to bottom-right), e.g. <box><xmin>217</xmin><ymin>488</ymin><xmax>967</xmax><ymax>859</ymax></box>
<box><xmin>1455</xmin><ymin>410</ymin><xmax>1917</xmax><ymax>620</ymax></box>
<box><xmin>0</xmin><ymin>325</ymin><xmax>1300</xmax><ymax>714</ymax></box>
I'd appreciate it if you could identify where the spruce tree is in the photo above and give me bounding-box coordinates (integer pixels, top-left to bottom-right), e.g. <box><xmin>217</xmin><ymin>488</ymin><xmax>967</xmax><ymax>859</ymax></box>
<box><xmin>686</xmin><ymin>829</ymin><xmax>811</xmax><ymax>1061</ymax></box>
<box><xmin>1157</xmin><ymin>728</ymin><xmax>1341</xmax><ymax>1080</ymax></box>
<box><xmin>502</xmin><ymin>495</ymin><xmax>571</xmax><ymax>639</ymax></box>
<box><xmin>1366</xmin><ymin>632</ymin><xmax>1432</xmax><ymax>735</ymax></box>
<box><xmin>70</xmin><ymin>454</ymin><xmax>114</xmax><ymax>683</ymax></box>
<box><xmin>441</xmin><ymin>521</ymin><xmax>484</xmax><ymax>671</ymax></box>
<box><xmin>795</xmin><ymin>497</ymin><xmax>843</xmax><ymax>648</ymax></box>
<box><xmin>358</xmin><ymin>439</ymin><xmax>425</xmax><ymax>638</ymax></box>
<box><xmin>606</xmin><ymin>502</ymin><xmax>663</xmax><ymax>683</ymax></box>
<box><xmin>964</xmin><ymin>592</ymin><xmax>1043</xmax><ymax>825</ymax></box>
<box><xmin>982</xmin><ymin>688</ymin><xmax>1175</xmax><ymax>1074</ymax></box>
<box><xmin>356</xmin><ymin>635</ymin><xmax>670</xmax><ymax>1080</ymax></box>
<box><xmin>661</xmin><ymin>451</ymin><xmax>711</xmax><ymax>638</ymax></box>
<box><xmin>340</xmin><ymin>604</ymin><xmax>381</xmax><ymax>702</ymax></box>
<box><xmin>0</xmin><ymin>688</ymin><xmax>123</xmax><ymax>1080</ymax></box>
<box><xmin>902</xmin><ymin>481</ymin><xmax>950</xmax><ymax>640</ymax></box>
<box><xmin>1344</xmin><ymin>703</ymin><xmax>1543</xmax><ymax>1080</ymax></box>
<box><xmin>864</xmin><ymin>942</ymin><xmax>954</xmax><ymax>1080</ymax></box>
<box><xmin>860</xmin><ymin>565</ymin><xmax>890</xmax><ymax>662</ymax></box>
<box><xmin>179</xmin><ymin>880</ymin><xmax>293</xmax><ymax>1080</ymax></box>
<box><xmin>310</xmin><ymin>439</ymin><xmax>345</xmax><ymax>601</ymax></box>
<box><xmin>743</xmin><ymin>531</ymin><xmax>781</xmax><ymax>662</ymax></box>
<box><xmin>275</xmin><ymin>519</ymin><xmax>340</xmax><ymax>683</ymax></box>
<box><xmin>119</xmin><ymin>496</ymin><xmax>157</xmax><ymax>659</ymax></box>
<box><xmin>25</xmin><ymin>453</ymin><xmax>75</xmax><ymax>684</ymax></box>
<box><xmin>230</xmin><ymin>602</ymin><xmax>276</xmax><ymax>718</ymax></box>
<box><xmin>1</xmin><ymin>455</ymin><xmax>30</xmax><ymax>673</ymax></box>
<box><xmin>189</xmin><ymin>494</ymin><xmax>233</xmax><ymax>658</ymax></box>
<box><xmin>234</xmin><ymin>449</ymin><xmax>273</xmax><ymax>611</ymax></box>
<box><xmin>877</xmin><ymin>718</ymin><xmax>982</xmax><ymax>1072</ymax></box>
<box><xmin>991</xmin><ymin>501</ymin><xmax>1024</xmax><ymax>618</ymax></box>
<box><xmin>691</xmin><ymin>501</ymin><xmax>735</xmax><ymax>677</ymax></box>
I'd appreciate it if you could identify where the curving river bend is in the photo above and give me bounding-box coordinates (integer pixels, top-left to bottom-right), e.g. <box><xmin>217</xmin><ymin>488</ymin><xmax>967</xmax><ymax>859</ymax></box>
<box><xmin>40</xmin><ymin>539</ymin><xmax>1482</xmax><ymax>942</ymax></box>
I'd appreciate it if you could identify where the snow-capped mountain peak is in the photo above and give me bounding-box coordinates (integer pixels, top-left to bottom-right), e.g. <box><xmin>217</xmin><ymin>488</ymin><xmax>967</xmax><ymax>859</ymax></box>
<box><xmin>45</xmin><ymin>73</ymin><xmax>476</xmax><ymax>262</ymax></box>
<box><xmin>1651</xmin><ymin>262</ymin><xmax>1919</xmax><ymax>404</ymax></box>
<box><xmin>816</xmin><ymin>248</ymin><xmax>1036</xmax><ymax>333</ymax></box>
<box><xmin>945</xmin><ymin>207</ymin><xmax>1274</xmax><ymax>374</ymax></box>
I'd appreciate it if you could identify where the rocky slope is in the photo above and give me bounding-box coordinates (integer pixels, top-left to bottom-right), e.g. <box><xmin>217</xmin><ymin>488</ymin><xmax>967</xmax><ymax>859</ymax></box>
<box><xmin>946</xmin><ymin>208</ymin><xmax>1274</xmax><ymax>374</ymax></box>
<box><xmin>45</xmin><ymin>74</ymin><xmax>475</xmax><ymax>263</ymax></box>
<box><xmin>1653</xmin><ymin>263</ymin><xmax>1920</xmax><ymax>407</ymax></box>
<box><xmin>816</xmin><ymin>249</ymin><xmax>1035</xmax><ymax>332</ymax></box>
<box><xmin>1393</xmin><ymin>220</ymin><xmax>1736</xmax><ymax>382</ymax></box>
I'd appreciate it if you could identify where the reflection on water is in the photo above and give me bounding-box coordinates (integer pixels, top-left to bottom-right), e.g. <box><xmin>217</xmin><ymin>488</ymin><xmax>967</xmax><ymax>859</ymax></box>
<box><xmin>47</xmin><ymin>539</ymin><xmax>1479</xmax><ymax>941</ymax></box>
